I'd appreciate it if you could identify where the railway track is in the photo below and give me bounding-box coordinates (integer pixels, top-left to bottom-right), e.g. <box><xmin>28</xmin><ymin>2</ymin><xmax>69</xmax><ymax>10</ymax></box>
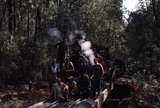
<box><xmin>28</xmin><ymin>89</ymin><xmax>108</xmax><ymax>108</ymax></box>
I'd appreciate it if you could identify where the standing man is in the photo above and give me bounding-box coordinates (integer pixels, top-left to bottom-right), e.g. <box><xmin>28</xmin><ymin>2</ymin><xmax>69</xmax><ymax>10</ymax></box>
<box><xmin>91</xmin><ymin>59</ymin><xmax>104</xmax><ymax>98</ymax></box>
<box><xmin>51</xmin><ymin>58</ymin><xmax>60</xmax><ymax>78</ymax></box>
<box><xmin>56</xmin><ymin>41</ymin><xmax>65</xmax><ymax>78</ymax></box>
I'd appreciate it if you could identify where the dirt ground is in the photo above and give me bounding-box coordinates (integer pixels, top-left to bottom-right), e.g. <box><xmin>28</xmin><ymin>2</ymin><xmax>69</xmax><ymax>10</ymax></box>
<box><xmin>0</xmin><ymin>85</ymin><xmax>50</xmax><ymax>108</ymax></box>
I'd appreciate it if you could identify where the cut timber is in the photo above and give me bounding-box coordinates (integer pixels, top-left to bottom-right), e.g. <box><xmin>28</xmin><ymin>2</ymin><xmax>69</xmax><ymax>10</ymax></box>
<box><xmin>95</xmin><ymin>89</ymin><xmax>108</xmax><ymax>108</ymax></box>
<box><xmin>28</xmin><ymin>89</ymin><xmax>108</xmax><ymax>108</ymax></box>
<box><xmin>28</xmin><ymin>101</ymin><xmax>59</xmax><ymax>108</ymax></box>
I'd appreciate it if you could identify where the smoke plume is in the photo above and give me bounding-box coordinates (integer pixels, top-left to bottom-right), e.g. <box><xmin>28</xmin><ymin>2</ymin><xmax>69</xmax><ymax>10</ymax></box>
<box><xmin>74</xmin><ymin>30</ymin><xmax>95</xmax><ymax>65</ymax></box>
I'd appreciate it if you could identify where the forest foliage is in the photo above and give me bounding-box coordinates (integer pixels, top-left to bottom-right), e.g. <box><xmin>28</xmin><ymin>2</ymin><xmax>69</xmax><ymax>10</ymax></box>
<box><xmin>0</xmin><ymin>0</ymin><xmax>124</xmax><ymax>83</ymax></box>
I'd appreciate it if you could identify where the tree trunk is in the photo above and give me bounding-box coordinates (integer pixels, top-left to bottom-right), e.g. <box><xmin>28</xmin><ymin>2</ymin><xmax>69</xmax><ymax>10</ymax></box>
<box><xmin>13</xmin><ymin>0</ymin><xmax>16</xmax><ymax>35</ymax></box>
<box><xmin>35</xmin><ymin>6</ymin><xmax>41</xmax><ymax>35</ymax></box>
<box><xmin>46</xmin><ymin>0</ymin><xmax>49</xmax><ymax>8</ymax></box>
<box><xmin>151</xmin><ymin>0</ymin><xmax>160</xmax><ymax>47</ymax></box>
<box><xmin>27</xmin><ymin>6</ymin><xmax>30</xmax><ymax>38</ymax></box>
<box><xmin>0</xmin><ymin>1</ymin><xmax>7</xmax><ymax>31</ymax></box>
<box><xmin>8</xmin><ymin>0</ymin><xmax>13</xmax><ymax>34</ymax></box>
<box><xmin>58</xmin><ymin>0</ymin><xmax>62</xmax><ymax>6</ymax></box>
<box><xmin>152</xmin><ymin>0</ymin><xmax>159</xmax><ymax>27</ymax></box>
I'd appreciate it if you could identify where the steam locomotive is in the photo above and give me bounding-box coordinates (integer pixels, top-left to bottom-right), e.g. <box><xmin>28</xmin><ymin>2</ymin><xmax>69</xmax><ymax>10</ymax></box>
<box><xmin>48</xmin><ymin>30</ymin><xmax>111</xmax><ymax>101</ymax></box>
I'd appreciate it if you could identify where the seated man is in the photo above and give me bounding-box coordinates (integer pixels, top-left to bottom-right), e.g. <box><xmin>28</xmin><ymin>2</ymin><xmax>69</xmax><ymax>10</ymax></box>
<box><xmin>78</xmin><ymin>74</ymin><xmax>90</xmax><ymax>99</ymax></box>
<box><xmin>67</xmin><ymin>76</ymin><xmax>79</xmax><ymax>100</ymax></box>
<box><xmin>50</xmin><ymin>78</ymin><xmax>68</xmax><ymax>102</ymax></box>
<box><xmin>91</xmin><ymin>59</ymin><xmax>104</xmax><ymax>98</ymax></box>
<box><xmin>63</xmin><ymin>57</ymin><xmax>75</xmax><ymax>81</ymax></box>
<box><xmin>60</xmin><ymin>79</ymin><xmax>69</xmax><ymax>101</ymax></box>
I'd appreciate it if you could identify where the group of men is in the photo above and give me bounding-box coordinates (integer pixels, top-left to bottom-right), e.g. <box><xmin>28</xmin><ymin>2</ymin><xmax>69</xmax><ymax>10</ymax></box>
<box><xmin>48</xmin><ymin>55</ymin><xmax>104</xmax><ymax>102</ymax></box>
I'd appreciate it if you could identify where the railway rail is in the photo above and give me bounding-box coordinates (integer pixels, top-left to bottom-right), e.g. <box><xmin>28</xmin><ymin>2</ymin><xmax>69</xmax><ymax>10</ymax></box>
<box><xmin>29</xmin><ymin>89</ymin><xmax>108</xmax><ymax>108</ymax></box>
